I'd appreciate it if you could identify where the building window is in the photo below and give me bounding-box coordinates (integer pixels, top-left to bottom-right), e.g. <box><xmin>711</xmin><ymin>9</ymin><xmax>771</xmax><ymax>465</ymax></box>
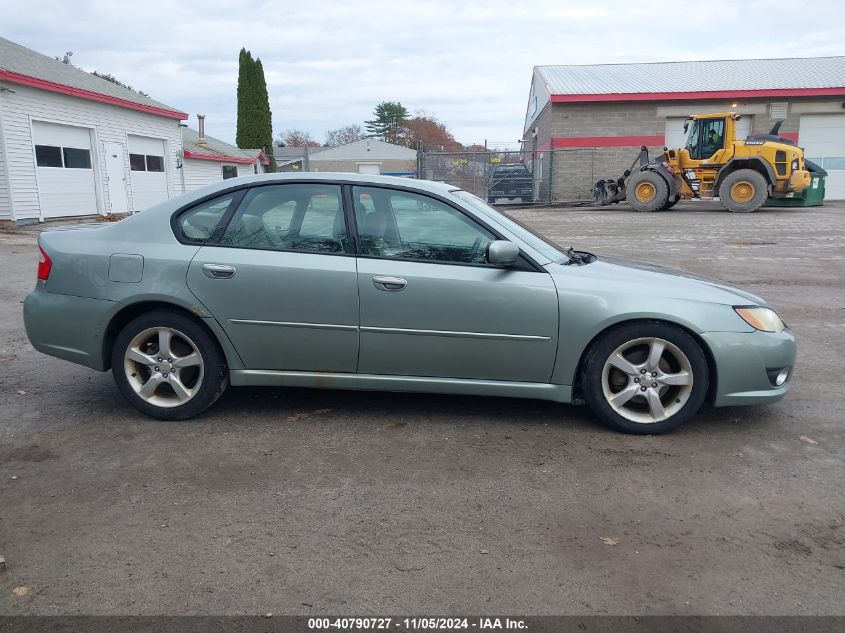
<box><xmin>222</xmin><ymin>165</ymin><xmax>239</xmax><ymax>179</ymax></box>
<box><xmin>129</xmin><ymin>153</ymin><xmax>146</xmax><ymax>171</ymax></box>
<box><xmin>253</xmin><ymin>164</ymin><xmax>259</xmax><ymax>174</ymax></box>
<box><xmin>35</xmin><ymin>145</ymin><xmax>64</xmax><ymax>168</ymax></box>
<box><xmin>63</xmin><ymin>147</ymin><xmax>92</xmax><ymax>169</ymax></box>
<box><xmin>130</xmin><ymin>153</ymin><xmax>164</xmax><ymax>172</ymax></box>
<box><xmin>146</xmin><ymin>155</ymin><xmax>164</xmax><ymax>172</ymax></box>
<box><xmin>35</xmin><ymin>144</ymin><xmax>92</xmax><ymax>169</ymax></box>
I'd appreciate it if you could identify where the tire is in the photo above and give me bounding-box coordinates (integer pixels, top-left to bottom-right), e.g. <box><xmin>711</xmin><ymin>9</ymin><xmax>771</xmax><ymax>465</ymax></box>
<box><xmin>627</xmin><ymin>171</ymin><xmax>670</xmax><ymax>212</ymax></box>
<box><xmin>720</xmin><ymin>169</ymin><xmax>768</xmax><ymax>213</ymax></box>
<box><xmin>111</xmin><ymin>309</ymin><xmax>228</xmax><ymax>420</ymax></box>
<box><xmin>581</xmin><ymin>321</ymin><xmax>709</xmax><ymax>434</ymax></box>
<box><xmin>661</xmin><ymin>195</ymin><xmax>680</xmax><ymax>210</ymax></box>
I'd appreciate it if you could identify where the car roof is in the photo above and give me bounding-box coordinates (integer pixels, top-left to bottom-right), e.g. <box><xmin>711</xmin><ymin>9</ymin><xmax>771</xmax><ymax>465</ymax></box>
<box><xmin>215</xmin><ymin>172</ymin><xmax>456</xmax><ymax>195</ymax></box>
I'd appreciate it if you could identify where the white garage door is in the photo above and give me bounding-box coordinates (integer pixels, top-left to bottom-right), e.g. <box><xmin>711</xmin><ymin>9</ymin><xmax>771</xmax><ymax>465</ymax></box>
<box><xmin>32</xmin><ymin>121</ymin><xmax>98</xmax><ymax>218</ymax></box>
<box><xmin>799</xmin><ymin>114</ymin><xmax>845</xmax><ymax>200</ymax></box>
<box><xmin>358</xmin><ymin>163</ymin><xmax>381</xmax><ymax>175</ymax></box>
<box><xmin>128</xmin><ymin>135</ymin><xmax>169</xmax><ymax>211</ymax></box>
<box><xmin>664</xmin><ymin>116</ymin><xmax>752</xmax><ymax>149</ymax></box>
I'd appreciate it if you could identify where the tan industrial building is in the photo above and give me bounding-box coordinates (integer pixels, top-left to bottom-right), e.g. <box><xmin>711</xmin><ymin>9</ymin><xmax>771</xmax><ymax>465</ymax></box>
<box><xmin>523</xmin><ymin>57</ymin><xmax>845</xmax><ymax>200</ymax></box>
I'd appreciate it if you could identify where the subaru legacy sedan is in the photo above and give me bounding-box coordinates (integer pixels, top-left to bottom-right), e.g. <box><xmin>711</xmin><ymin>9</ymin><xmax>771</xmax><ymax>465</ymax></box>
<box><xmin>24</xmin><ymin>173</ymin><xmax>795</xmax><ymax>434</ymax></box>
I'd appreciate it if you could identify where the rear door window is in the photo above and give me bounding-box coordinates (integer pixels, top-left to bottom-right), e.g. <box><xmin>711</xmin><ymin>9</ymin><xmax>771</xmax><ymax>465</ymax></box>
<box><xmin>220</xmin><ymin>184</ymin><xmax>348</xmax><ymax>254</ymax></box>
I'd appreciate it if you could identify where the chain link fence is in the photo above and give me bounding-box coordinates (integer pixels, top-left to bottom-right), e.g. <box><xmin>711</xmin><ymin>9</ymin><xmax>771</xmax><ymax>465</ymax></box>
<box><xmin>417</xmin><ymin>148</ymin><xmax>605</xmax><ymax>204</ymax></box>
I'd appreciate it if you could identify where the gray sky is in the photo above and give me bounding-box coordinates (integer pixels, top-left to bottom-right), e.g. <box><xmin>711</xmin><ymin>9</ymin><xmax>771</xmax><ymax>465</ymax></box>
<box><xmin>3</xmin><ymin>0</ymin><xmax>844</xmax><ymax>148</ymax></box>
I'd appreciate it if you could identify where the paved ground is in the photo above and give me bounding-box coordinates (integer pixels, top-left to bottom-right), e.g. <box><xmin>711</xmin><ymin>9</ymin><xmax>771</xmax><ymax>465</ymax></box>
<box><xmin>0</xmin><ymin>201</ymin><xmax>843</xmax><ymax>616</ymax></box>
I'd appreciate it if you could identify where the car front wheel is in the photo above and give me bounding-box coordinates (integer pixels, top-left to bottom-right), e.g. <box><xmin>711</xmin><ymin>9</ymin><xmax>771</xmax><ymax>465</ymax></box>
<box><xmin>111</xmin><ymin>310</ymin><xmax>228</xmax><ymax>420</ymax></box>
<box><xmin>581</xmin><ymin>322</ymin><xmax>709</xmax><ymax>434</ymax></box>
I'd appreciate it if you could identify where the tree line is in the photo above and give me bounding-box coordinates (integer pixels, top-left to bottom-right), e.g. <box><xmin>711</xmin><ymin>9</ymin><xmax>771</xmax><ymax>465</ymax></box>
<box><xmin>236</xmin><ymin>48</ymin><xmax>478</xmax><ymax>167</ymax></box>
<box><xmin>276</xmin><ymin>100</ymin><xmax>467</xmax><ymax>152</ymax></box>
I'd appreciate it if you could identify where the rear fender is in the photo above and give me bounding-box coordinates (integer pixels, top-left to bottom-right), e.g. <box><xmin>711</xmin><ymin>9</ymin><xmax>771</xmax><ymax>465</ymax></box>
<box><xmin>715</xmin><ymin>158</ymin><xmax>775</xmax><ymax>193</ymax></box>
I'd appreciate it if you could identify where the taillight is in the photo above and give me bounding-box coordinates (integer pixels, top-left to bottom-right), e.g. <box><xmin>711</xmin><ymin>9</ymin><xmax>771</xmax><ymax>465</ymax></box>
<box><xmin>37</xmin><ymin>245</ymin><xmax>52</xmax><ymax>281</ymax></box>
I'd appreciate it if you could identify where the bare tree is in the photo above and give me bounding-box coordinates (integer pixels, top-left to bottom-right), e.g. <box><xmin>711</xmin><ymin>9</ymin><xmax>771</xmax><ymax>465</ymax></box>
<box><xmin>277</xmin><ymin>129</ymin><xmax>320</xmax><ymax>148</ymax></box>
<box><xmin>325</xmin><ymin>124</ymin><xmax>363</xmax><ymax>147</ymax></box>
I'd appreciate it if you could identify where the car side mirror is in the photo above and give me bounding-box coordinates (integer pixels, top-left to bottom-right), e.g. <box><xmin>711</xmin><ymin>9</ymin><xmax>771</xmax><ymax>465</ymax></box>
<box><xmin>486</xmin><ymin>240</ymin><xmax>519</xmax><ymax>266</ymax></box>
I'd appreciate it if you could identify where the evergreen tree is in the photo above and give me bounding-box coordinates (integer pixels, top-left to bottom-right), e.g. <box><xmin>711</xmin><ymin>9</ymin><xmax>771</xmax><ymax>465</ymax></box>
<box><xmin>365</xmin><ymin>101</ymin><xmax>409</xmax><ymax>144</ymax></box>
<box><xmin>236</xmin><ymin>48</ymin><xmax>276</xmax><ymax>170</ymax></box>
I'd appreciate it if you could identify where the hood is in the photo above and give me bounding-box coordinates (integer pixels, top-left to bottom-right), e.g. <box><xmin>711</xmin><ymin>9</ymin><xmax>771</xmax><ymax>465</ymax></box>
<box><xmin>549</xmin><ymin>256</ymin><xmax>767</xmax><ymax>307</ymax></box>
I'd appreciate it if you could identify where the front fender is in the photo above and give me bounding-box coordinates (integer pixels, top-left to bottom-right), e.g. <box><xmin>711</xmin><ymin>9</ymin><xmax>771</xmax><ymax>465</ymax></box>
<box><xmin>549</xmin><ymin>287</ymin><xmax>753</xmax><ymax>387</ymax></box>
<box><xmin>649</xmin><ymin>163</ymin><xmax>679</xmax><ymax>198</ymax></box>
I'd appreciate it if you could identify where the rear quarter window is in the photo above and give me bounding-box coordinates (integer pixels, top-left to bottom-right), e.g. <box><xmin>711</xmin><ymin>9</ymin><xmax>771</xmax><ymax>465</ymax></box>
<box><xmin>176</xmin><ymin>194</ymin><xmax>239</xmax><ymax>242</ymax></box>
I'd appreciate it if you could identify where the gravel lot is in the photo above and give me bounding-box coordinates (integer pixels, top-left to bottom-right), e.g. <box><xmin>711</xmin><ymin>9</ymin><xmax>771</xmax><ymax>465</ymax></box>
<box><xmin>0</xmin><ymin>201</ymin><xmax>843</xmax><ymax>615</ymax></box>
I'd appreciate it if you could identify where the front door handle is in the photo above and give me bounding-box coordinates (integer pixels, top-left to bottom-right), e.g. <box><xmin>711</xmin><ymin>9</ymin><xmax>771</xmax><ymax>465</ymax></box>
<box><xmin>202</xmin><ymin>263</ymin><xmax>237</xmax><ymax>279</ymax></box>
<box><xmin>372</xmin><ymin>276</ymin><xmax>407</xmax><ymax>292</ymax></box>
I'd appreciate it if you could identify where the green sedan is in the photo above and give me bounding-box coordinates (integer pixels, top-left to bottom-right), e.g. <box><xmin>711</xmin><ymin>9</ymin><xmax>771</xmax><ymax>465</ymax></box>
<box><xmin>23</xmin><ymin>173</ymin><xmax>795</xmax><ymax>434</ymax></box>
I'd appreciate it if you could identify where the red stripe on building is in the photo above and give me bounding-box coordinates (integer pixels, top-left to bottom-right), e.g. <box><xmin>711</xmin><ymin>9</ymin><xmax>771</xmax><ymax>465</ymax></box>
<box><xmin>550</xmin><ymin>87</ymin><xmax>845</xmax><ymax>103</ymax></box>
<box><xmin>0</xmin><ymin>69</ymin><xmax>188</xmax><ymax>120</ymax></box>
<box><xmin>780</xmin><ymin>132</ymin><xmax>799</xmax><ymax>142</ymax></box>
<box><xmin>183</xmin><ymin>150</ymin><xmax>257</xmax><ymax>164</ymax></box>
<box><xmin>551</xmin><ymin>135</ymin><xmax>665</xmax><ymax>148</ymax></box>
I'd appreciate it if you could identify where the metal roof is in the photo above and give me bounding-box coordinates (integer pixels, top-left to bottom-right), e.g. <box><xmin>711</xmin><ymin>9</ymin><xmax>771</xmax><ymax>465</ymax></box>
<box><xmin>181</xmin><ymin>127</ymin><xmax>264</xmax><ymax>162</ymax></box>
<box><xmin>535</xmin><ymin>57</ymin><xmax>845</xmax><ymax>95</ymax></box>
<box><xmin>0</xmin><ymin>36</ymin><xmax>186</xmax><ymax>117</ymax></box>
<box><xmin>273</xmin><ymin>146</ymin><xmax>326</xmax><ymax>160</ymax></box>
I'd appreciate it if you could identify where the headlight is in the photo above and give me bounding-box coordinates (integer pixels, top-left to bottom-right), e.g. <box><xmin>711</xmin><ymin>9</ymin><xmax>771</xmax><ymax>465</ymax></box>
<box><xmin>734</xmin><ymin>306</ymin><xmax>786</xmax><ymax>332</ymax></box>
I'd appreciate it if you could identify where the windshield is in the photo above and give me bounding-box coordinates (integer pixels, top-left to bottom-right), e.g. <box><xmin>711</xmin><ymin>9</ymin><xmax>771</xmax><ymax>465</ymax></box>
<box><xmin>450</xmin><ymin>190</ymin><xmax>569</xmax><ymax>262</ymax></box>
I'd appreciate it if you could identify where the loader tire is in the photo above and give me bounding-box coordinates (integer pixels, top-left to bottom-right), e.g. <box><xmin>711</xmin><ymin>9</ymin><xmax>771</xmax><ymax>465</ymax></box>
<box><xmin>721</xmin><ymin>169</ymin><xmax>768</xmax><ymax>213</ymax></box>
<box><xmin>627</xmin><ymin>171</ymin><xmax>669</xmax><ymax>212</ymax></box>
<box><xmin>662</xmin><ymin>195</ymin><xmax>681</xmax><ymax>210</ymax></box>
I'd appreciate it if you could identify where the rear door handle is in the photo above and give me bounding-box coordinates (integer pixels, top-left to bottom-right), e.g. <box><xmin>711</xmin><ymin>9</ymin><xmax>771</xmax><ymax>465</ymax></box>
<box><xmin>202</xmin><ymin>263</ymin><xmax>237</xmax><ymax>279</ymax></box>
<box><xmin>372</xmin><ymin>276</ymin><xmax>407</xmax><ymax>292</ymax></box>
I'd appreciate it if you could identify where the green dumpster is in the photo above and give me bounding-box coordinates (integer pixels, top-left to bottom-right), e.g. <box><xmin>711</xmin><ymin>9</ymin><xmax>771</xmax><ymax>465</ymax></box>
<box><xmin>766</xmin><ymin>160</ymin><xmax>827</xmax><ymax>207</ymax></box>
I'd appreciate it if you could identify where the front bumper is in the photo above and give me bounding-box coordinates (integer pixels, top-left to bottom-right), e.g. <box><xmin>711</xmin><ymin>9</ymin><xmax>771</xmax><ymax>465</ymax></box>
<box><xmin>701</xmin><ymin>328</ymin><xmax>796</xmax><ymax>407</ymax></box>
<box><xmin>23</xmin><ymin>284</ymin><xmax>115</xmax><ymax>371</ymax></box>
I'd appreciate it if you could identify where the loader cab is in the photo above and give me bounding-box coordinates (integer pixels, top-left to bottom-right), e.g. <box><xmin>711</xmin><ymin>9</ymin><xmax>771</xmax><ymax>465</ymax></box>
<box><xmin>684</xmin><ymin>116</ymin><xmax>728</xmax><ymax>160</ymax></box>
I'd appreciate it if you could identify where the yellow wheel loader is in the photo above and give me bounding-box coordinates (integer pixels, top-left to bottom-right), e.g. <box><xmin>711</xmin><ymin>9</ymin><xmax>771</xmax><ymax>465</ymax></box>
<box><xmin>593</xmin><ymin>112</ymin><xmax>813</xmax><ymax>213</ymax></box>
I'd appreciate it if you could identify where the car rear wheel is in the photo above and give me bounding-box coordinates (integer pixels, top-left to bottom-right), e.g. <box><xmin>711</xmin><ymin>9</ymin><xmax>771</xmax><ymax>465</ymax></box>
<box><xmin>581</xmin><ymin>322</ymin><xmax>709</xmax><ymax>434</ymax></box>
<box><xmin>111</xmin><ymin>310</ymin><xmax>228</xmax><ymax>420</ymax></box>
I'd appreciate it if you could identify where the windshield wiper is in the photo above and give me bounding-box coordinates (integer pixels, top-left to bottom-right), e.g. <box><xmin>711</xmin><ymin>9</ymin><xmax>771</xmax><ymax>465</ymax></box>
<box><xmin>560</xmin><ymin>246</ymin><xmax>596</xmax><ymax>266</ymax></box>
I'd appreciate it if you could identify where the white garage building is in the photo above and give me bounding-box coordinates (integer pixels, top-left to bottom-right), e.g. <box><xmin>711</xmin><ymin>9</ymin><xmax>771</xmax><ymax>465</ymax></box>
<box><xmin>0</xmin><ymin>36</ymin><xmax>188</xmax><ymax>224</ymax></box>
<box><xmin>180</xmin><ymin>118</ymin><xmax>269</xmax><ymax>193</ymax></box>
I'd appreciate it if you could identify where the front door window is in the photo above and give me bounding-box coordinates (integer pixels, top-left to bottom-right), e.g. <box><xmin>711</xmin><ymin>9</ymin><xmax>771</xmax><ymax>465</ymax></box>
<box><xmin>351</xmin><ymin>186</ymin><xmax>494</xmax><ymax>264</ymax></box>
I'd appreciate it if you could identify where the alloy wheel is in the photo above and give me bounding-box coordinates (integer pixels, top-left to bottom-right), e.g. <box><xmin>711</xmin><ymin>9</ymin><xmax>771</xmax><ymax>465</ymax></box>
<box><xmin>601</xmin><ymin>337</ymin><xmax>694</xmax><ymax>424</ymax></box>
<box><xmin>123</xmin><ymin>327</ymin><xmax>205</xmax><ymax>408</ymax></box>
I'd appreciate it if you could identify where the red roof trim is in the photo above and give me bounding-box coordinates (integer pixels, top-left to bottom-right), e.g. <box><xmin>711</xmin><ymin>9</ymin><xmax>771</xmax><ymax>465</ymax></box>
<box><xmin>0</xmin><ymin>69</ymin><xmax>188</xmax><ymax>120</ymax></box>
<box><xmin>551</xmin><ymin>135</ymin><xmax>665</xmax><ymax>148</ymax></box>
<box><xmin>550</xmin><ymin>87</ymin><xmax>845</xmax><ymax>103</ymax></box>
<box><xmin>183</xmin><ymin>149</ymin><xmax>256</xmax><ymax>165</ymax></box>
<box><xmin>256</xmin><ymin>149</ymin><xmax>270</xmax><ymax>165</ymax></box>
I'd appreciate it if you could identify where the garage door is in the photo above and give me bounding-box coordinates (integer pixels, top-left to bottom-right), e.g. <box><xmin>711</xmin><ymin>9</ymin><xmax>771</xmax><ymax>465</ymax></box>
<box><xmin>32</xmin><ymin>121</ymin><xmax>98</xmax><ymax>218</ymax></box>
<box><xmin>128</xmin><ymin>135</ymin><xmax>169</xmax><ymax>211</ymax></box>
<box><xmin>357</xmin><ymin>163</ymin><xmax>381</xmax><ymax>175</ymax></box>
<box><xmin>664</xmin><ymin>116</ymin><xmax>752</xmax><ymax>149</ymax></box>
<box><xmin>799</xmin><ymin>114</ymin><xmax>845</xmax><ymax>200</ymax></box>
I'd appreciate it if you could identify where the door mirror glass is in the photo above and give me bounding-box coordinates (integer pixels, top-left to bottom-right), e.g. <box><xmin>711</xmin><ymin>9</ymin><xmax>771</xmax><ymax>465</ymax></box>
<box><xmin>486</xmin><ymin>240</ymin><xmax>519</xmax><ymax>266</ymax></box>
